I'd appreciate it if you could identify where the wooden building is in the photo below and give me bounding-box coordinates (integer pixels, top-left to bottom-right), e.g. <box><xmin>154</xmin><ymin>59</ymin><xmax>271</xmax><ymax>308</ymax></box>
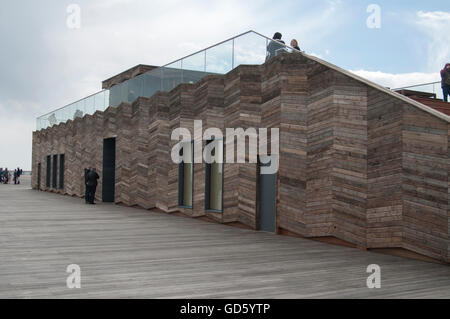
<box><xmin>32</xmin><ymin>52</ymin><xmax>450</xmax><ymax>263</ymax></box>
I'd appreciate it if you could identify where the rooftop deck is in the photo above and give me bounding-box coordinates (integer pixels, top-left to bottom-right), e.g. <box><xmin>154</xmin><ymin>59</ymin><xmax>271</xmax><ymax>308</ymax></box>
<box><xmin>1</xmin><ymin>176</ymin><xmax>449</xmax><ymax>298</ymax></box>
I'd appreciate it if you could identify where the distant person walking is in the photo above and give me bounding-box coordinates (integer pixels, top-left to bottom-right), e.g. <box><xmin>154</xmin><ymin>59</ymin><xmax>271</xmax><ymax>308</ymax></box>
<box><xmin>266</xmin><ymin>32</ymin><xmax>286</xmax><ymax>61</ymax></box>
<box><xmin>441</xmin><ymin>63</ymin><xmax>450</xmax><ymax>102</ymax></box>
<box><xmin>86</xmin><ymin>168</ymin><xmax>99</xmax><ymax>204</ymax></box>
<box><xmin>0</xmin><ymin>168</ymin><xmax>3</xmax><ymax>183</ymax></box>
<box><xmin>16</xmin><ymin>167</ymin><xmax>21</xmax><ymax>184</ymax></box>
<box><xmin>290</xmin><ymin>39</ymin><xmax>301</xmax><ymax>51</ymax></box>
<box><xmin>3</xmin><ymin>168</ymin><xmax>9</xmax><ymax>184</ymax></box>
<box><xmin>13</xmin><ymin>169</ymin><xmax>17</xmax><ymax>184</ymax></box>
<box><xmin>84</xmin><ymin>167</ymin><xmax>91</xmax><ymax>203</ymax></box>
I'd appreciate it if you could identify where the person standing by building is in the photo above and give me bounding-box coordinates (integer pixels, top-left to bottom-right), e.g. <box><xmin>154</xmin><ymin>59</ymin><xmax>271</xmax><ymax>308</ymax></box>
<box><xmin>84</xmin><ymin>167</ymin><xmax>91</xmax><ymax>204</ymax></box>
<box><xmin>0</xmin><ymin>168</ymin><xmax>3</xmax><ymax>183</ymax></box>
<box><xmin>86</xmin><ymin>168</ymin><xmax>99</xmax><ymax>204</ymax></box>
<box><xmin>266</xmin><ymin>32</ymin><xmax>286</xmax><ymax>61</ymax></box>
<box><xmin>441</xmin><ymin>63</ymin><xmax>450</xmax><ymax>102</ymax></box>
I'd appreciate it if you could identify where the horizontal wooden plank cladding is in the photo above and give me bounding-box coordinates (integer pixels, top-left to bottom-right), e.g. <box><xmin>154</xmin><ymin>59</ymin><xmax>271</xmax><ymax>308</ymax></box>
<box><xmin>32</xmin><ymin>53</ymin><xmax>449</xmax><ymax>263</ymax></box>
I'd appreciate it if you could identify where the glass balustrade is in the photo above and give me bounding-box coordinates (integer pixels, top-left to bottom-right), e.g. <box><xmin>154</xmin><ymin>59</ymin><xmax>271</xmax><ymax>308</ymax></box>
<box><xmin>36</xmin><ymin>31</ymin><xmax>301</xmax><ymax>130</ymax></box>
<box><xmin>393</xmin><ymin>82</ymin><xmax>444</xmax><ymax>100</ymax></box>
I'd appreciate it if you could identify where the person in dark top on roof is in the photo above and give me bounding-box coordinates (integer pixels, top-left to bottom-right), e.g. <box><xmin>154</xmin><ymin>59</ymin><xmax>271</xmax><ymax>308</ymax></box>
<box><xmin>441</xmin><ymin>63</ymin><xmax>450</xmax><ymax>102</ymax></box>
<box><xmin>266</xmin><ymin>32</ymin><xmax>286</xmax><ymax>61</ymax></box>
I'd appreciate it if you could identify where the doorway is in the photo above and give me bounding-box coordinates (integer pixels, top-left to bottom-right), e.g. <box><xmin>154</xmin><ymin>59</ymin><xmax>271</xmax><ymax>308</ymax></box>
<box><xmin>46</xmin><ymin>155</ymin><xmax>51</xmax><ymax>188</ymax></box>
<box><xmin>59</xmin><ymin>154</ymin><xmax>65</xmax><ymax>189</ymax></box>
<box><xmin>52</xmin><ymin>154</ymin><xmax>57</xmax><ymax>188</ymax></box>
<box><xmin>258</xmin><ymin>155</ymin><xmax>277</xmax><ymax>233</ymax></box>
<box><xmin>102</xmin><ymin>138</ymin><xmax>116</xmax><ymax>202</ymax></box>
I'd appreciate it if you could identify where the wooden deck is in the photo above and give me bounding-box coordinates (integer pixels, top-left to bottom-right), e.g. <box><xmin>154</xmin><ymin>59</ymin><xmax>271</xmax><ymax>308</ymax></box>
<box><xmin>0</xmin><ymin>176</ymin><xmax>449</xmax><ymax>299</ymax></box>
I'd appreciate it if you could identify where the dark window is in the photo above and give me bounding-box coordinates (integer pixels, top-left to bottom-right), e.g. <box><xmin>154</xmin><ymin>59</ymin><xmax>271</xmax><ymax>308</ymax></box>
<box><xmin>52</xmin><ymin>154</ymin><xmax>57</xmax><ymax>188</ymax></box>
<box><xmin>178</xmin><ymin>141</ymin><xmax>194</xmax><ymax>208</ymax></box>
<box><xmin>46</xmin><ymin>156</ymin><xmax>51</xmax><ymax>188</ymax></box>
<box><xmin>205</xmin><ymin>139</ymin><xmax>223</xmax><ymax>212</ymax></box>
<box><xmin>59</xmin><ymin>154</ymin><xmax>65</xmax><ymax>189</ymax></box>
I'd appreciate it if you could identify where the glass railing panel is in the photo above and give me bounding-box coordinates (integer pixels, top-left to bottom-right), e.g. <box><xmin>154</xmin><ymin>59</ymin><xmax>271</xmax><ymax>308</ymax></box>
<box><xmin>162</xmin><ymin>60</ymin><xmax>183</xmax><ymax>92</ymax></box>
<box><xmin>205</xmin><ymin>39</ymin><xmax>233</xmax><ymax>74</ymax></box>
<box><xmin>127</xmin><ymin>74</ymin><xmax>144</xmax><ymax>103</ymax></box>
<box><xmin>109</xmin><ymin>82</ymin><xmax>122</xmax><ymax>107</ymax></box>
<box><xmin>36</xmin><ymin>32</ymin><xmax>280</xmax><ymax>130</ymax></box>
<box><xmin>143</xmin><ymin>69</ymin><xmax>162</xmax><ymax>97</ymax></box>
<box><xmin>94</xmin><ymin>90</ymin><xmax>105</xmax><ymax>113</ymax></box>
<box><xmin>433</xmin><ymin>83</ymin><xmax>444</xmax><ymax>99</ymax></box>
<box><xmin>103</xmin><ymin>90</ymin><xmax>110</xmax><ymax>111</ymax></box>
<box><xmin>84</xmin><ymin>95</ymin><xmax>95</xmax><ymax>116</ymax></box>
<box><xmin>72</xmin><ymin>101</ymin><xmax>84</xmax><ymax>120</ymax></box>
<box><xmin>119</xmin><ymin>81</ymin><xmax>129</xmax><ymax>106</ymax></box>
<box><xmin>234</xmin><ymin>31</ymin><xmax>268</xmax><ymax>68</ymax></box>
<box><xmin>395</xmin><ymin>82</ymin><xmax>444</xmax><ymax>100</ymax></box>
<box><xmin>181</xmin><ymin>51</ymin><xmax>208</xmax><ymax>84</ymax></box>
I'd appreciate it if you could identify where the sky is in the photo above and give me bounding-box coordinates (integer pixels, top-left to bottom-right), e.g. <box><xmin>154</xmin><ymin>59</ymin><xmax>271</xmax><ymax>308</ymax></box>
<box><xmin>0</xmin><ymin>0</ymin><xmax>449</xmax><ymax>170</ymax></box>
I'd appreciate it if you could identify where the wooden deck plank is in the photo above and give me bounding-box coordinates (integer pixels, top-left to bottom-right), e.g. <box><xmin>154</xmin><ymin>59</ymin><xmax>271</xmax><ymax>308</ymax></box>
<box><xmin>0</xmin><ymin>176</ymin><xmax>449</xmax><ymax>299</ymax></box>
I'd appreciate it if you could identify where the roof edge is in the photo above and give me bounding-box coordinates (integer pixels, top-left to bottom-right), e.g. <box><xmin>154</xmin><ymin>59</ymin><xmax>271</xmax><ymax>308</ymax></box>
<box><xmin>302</xmin><ymin>53</ymin><xmax>450</xmax><ymax>123</ymax></box>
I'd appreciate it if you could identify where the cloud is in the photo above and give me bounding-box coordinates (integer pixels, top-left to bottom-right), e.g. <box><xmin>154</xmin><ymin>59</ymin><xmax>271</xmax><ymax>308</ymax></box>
<box><xmin>1</xmin><ymin>1</ymin><xmax>446</xmax><ymax>170</ymax></box>
<box><xmin>414</xmin><ymin>10</ymin><xmax>450</xmax><ymax>71</ymax></box>
<box><xmin>350</xmin><ymin>69</ymin><xmax>440</xmax><ymax>90</ymax></box>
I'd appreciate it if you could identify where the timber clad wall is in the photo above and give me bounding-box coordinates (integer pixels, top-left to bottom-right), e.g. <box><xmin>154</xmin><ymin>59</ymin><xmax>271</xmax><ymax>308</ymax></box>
<box><xmin>32</xmin><ymin>53</ymin><xmax>450</xmax><ymax>263</ymax></box>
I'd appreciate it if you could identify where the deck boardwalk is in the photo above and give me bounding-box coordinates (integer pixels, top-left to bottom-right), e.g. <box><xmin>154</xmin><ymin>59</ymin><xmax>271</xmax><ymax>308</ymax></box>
<box><xmin>0</xmin><ymin>176</ymin><xmax>449</xmax><ymax>299</ymax></box>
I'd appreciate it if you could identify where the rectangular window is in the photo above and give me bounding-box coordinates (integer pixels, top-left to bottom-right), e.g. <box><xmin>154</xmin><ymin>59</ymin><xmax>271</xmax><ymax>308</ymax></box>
<box><xmin>59</xmin><ymin>154</ymin><xmax>65</xmax><ymax>189</ymax></box>
<box><xmin>178</xmin><ymin>141</ymin><xmax>194</xmax><ymax>208</ymax></box>
<box><xmin>52</xmin><ymin>154</ymin><xmax>57</xmax><ymax>188</ymax></box>
<box><xmin>46</xmin><ymin>155</ymin><xmax>51</xmax><ymax>188</ymax></box>
<box><xmin>205</xmin><ymin>139</ymin><xmax>223</xmax><ymax>212</ymax></box>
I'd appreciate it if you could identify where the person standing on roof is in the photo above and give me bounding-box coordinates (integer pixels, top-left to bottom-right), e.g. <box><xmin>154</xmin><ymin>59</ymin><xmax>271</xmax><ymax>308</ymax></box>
<box><xmin>441</xmin><ymin>63</ymin><xmax>450</xmax><ymax>102</ymax></box>
<box><xmin>266</xmin><ymin>32</ymin><xmax>286</xmax><ymax>61</ymax></box>
<box><xmin>290</xmin><ymin>39</ymin><xmax>301</xmax><ymax>51</ymax></box>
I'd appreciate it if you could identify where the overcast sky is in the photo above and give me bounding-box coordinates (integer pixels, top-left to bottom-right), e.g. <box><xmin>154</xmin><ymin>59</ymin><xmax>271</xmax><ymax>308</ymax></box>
<box><xmin>0</xmin><ymin>0</ymin><xmax>449</xmax><ymax>170</ymax></box>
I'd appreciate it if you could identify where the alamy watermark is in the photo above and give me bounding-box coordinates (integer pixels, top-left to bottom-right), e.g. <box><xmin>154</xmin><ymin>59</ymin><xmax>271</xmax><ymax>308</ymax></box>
<box><xmin>66</xmin><ymin>4</ymin><xmax>81</xmax><ymax>29</ymax></box>
<box><xmin>366</xmin><ymin>264</ymin><xmax>381</xmax><ymax>289</ymax></box>
<box><xmin>66</xmin><ymin>264</ymin><xmax>81</xmax><ymax>289</ymax></box>
<box><xmin>171</xmin><ymin>120</ymin><xmax>279</xmax><ymax>174</ymax></box>
<box><xmin>366</xmin><ymin>4</ymin><xmax>381</xmax><ymax>29</ymax></box>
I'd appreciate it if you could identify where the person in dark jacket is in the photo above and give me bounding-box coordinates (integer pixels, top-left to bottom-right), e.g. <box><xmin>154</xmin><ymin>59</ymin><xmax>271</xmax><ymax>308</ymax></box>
<box><xmin>86</xmin><ymin>168</ymin><xmax>99</xmax><ymax>204</ymax></box>
<box><xmin>16</xmin><ymin>167</ymin><xmax>21</xmax><ymax>184</ymax></box>
<box><xmin>290</xmin><ymin>39</ymin><xmax>301</xmax><ymax>51</ymax></box>
<box><xmin>3</xmin><ymin>168</ymin><xmax>9</xmax><ymax>184</ymax></box>
<box><xmin>441</xmin><ymin>63</ymin><xmax>450</xmax><ymax>102</ymax></box>
<box><xmin>266</xmin><ymin>32</ymin><xmax>286</xmax><ymax>61</ymax></box>
<box><xmin>84</xmin><ymin>167</ymin><xmax>91</xmax><ymax>203</ymax></box>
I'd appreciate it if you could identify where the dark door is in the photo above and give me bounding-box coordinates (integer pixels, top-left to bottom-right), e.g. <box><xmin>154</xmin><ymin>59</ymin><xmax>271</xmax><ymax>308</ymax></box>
<box><xmin>52</xmin><ymin>154</ymin><xmax>57</xmax><ymax>188</ymax></box>
<box><xmin>46</xmin><ymin>155</ymin><xmax>51</xmax><ymax>188</ymax></box>
<box><xmin>258</xmin><ymin>155</ymin><xmax>277</xmax><ymax>232</ymax></box>
<box><xmin>102</xmin><ymin>138</ymin><xmax>116</xmax><ymax>202</ymax></box>
<box><xmin>59</xmin><ymin>154</ymin><xmax>65</xmax><ymax>189</ymax></box>
<box><xmin>37</xmin><ymin>163</ymin><xmax>41</xmax><ymax>190</ymax></box>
